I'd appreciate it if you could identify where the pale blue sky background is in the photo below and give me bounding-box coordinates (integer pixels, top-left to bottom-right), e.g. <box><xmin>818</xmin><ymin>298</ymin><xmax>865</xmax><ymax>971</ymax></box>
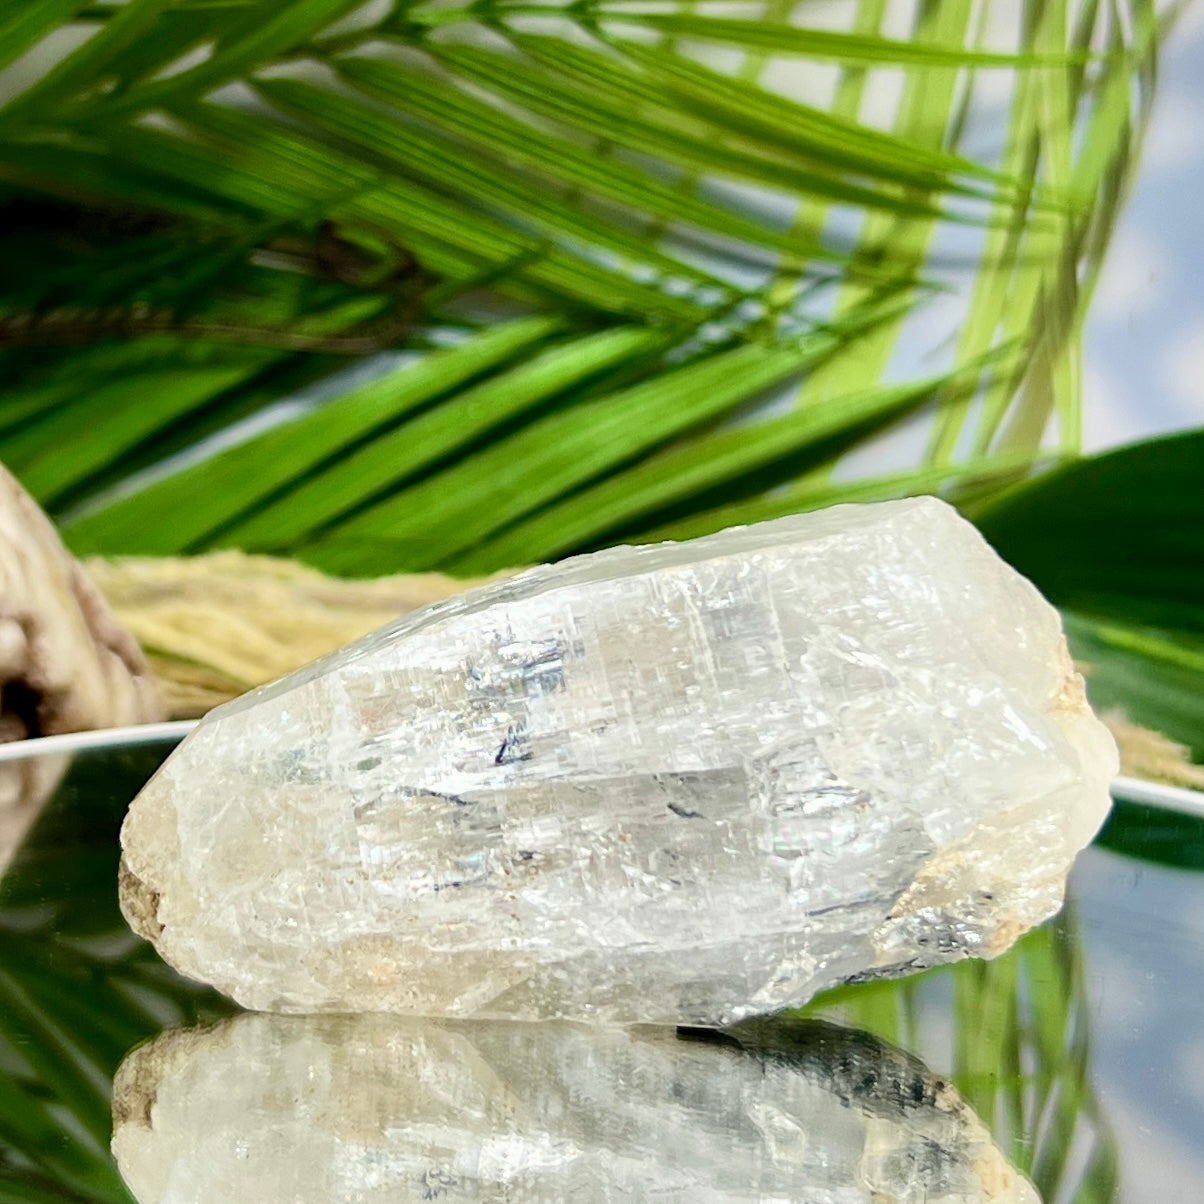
<box><xmin>1083</xmin><ymin>6</ymin><xmax>1204</xmax><ymax>451</ymax></box>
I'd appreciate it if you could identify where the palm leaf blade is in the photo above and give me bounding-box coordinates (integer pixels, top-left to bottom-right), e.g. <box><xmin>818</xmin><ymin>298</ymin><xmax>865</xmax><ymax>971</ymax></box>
<box><xmin>453</xmin><ymin>375</ymin><xmax>946</xmax><ymax>570</ymax></box>
<box><xmin>64</xmin><ymin>316</ymin><xmax>563</xmax><ymax>554</ymax></box>
<box><xmin>308</xmin><ymin>332</ymin><xmax>853</xmax><ymax>572</ymax></box>
<box><xmin>221</xmin><ymin>325</ymin><xmax>666</xmax><ymax>551</ymax></box>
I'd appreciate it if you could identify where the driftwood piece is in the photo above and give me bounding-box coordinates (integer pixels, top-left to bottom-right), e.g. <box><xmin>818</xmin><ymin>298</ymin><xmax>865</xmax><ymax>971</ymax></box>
<box><xmin>0</xmin><ymin>465</ymin><xmax>162</xmax><ymax>865</ymax></box>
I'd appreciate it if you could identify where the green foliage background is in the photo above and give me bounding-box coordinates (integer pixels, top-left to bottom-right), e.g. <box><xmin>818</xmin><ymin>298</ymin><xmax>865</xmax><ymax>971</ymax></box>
<box><xmin>0</xmin><ymin>0</ymin><xmax>1157</xmax><ymax>561</ymax></box>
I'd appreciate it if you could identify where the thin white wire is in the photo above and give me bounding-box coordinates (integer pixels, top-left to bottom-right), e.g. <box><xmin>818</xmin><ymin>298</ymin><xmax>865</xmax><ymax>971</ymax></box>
<box><xmin>0</xmin><ymin>724</ymin><xmax>1202</xmax><ymax>820</ymax></box>
<box><xmin>0</xmin><ymin>721</ymin><xmax>199</xmax><ymax>763</ymax></box>
<box><xmin>1109</xmin><ymin>775</ymin><xmax>1204</xmax><ymax>820</ymax></box>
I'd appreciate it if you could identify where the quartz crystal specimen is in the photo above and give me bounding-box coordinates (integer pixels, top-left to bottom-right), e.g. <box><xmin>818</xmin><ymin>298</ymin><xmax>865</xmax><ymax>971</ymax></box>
<box><xmin>119</xmin><ymin>498</ymin><xmax>1116</xmax><ymax>1022</ymax></box>
<box><xmin>111</xmin><ymin>1012</ymin><xmax>1039</xmax><ymax>1203</ymax></box>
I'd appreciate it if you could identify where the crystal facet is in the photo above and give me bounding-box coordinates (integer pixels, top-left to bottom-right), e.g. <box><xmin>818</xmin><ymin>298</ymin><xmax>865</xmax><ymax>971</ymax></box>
<box><xmin>119</xmin><ymin>498</ymin><xmax>1116</xmax><ymax>1022</ymax></box>
<box><xmin>111</xmin><ymin>1013</ymin><xmax>1039</xmax><ymax>1203</ymax></box>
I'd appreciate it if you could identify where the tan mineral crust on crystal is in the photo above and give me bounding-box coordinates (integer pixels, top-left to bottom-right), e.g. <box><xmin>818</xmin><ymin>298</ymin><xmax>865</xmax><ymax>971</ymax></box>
<box><xmin>111</xmin><ymin>1012</ymin><xmax>1039</xmax><ymax>1203</ymax></box>
<box><xmin>119</xmin><ymin>498</ymin><xmax>1117</xmax><ymax>1023</ymax></box>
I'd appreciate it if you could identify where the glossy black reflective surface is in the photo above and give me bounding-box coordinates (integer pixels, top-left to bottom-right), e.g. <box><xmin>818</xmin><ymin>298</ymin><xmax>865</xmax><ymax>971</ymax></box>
<box><xmin>1</xmin><ymin>744</ymin><xmax>1201</xmax><ymax>1202</ymax></box>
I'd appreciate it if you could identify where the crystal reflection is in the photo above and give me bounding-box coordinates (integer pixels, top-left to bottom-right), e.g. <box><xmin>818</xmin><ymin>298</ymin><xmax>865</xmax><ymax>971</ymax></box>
<box><xmin>112</xmin><ymin>1013</ymin><xmax>1037</xmax><ymax>1203</ymax></box>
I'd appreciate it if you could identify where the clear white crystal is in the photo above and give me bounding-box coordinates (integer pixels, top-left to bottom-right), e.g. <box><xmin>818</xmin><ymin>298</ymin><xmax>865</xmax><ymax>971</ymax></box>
<box><xmin>111</xmin><ymin>1013</ymin><xmax>1039</xmax><ymax>1203</ymax></box>
<box><xmin>119</xmin><ymin>498</ymin><xmax>1116</xmax><ymax>1022</ymax></box>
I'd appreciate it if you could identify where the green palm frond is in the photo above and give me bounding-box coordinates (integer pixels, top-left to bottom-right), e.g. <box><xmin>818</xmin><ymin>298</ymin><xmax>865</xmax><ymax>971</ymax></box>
<box><xmin>0</xmin><ymin>0</ymin><xmax>1160</xmax><ymax>575</ymax></box>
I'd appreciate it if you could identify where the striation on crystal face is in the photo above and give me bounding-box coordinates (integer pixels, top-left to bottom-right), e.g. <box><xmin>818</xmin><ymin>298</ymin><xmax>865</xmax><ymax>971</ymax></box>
<box><xmin>119</xmin><ymin>498</ymin><xmax>1117</xmax><ymax>1022</ymax></box>
<box><xmin>111</xmin><ymin>1013</ymin><xmax>1040</xmax><ymax>1203</ymax></box>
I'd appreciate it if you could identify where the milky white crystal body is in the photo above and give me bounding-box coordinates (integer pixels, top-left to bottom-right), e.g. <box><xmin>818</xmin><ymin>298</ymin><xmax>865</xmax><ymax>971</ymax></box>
<box><xmin>111</xmin><ymin>1013</ymin><xmax>1039</xmax><ymax>1204</ymax></box>
<box><xmin>119</xmin><ymin>498</ymin><xmax>1116</xmax><ymax>1022</ymax></box>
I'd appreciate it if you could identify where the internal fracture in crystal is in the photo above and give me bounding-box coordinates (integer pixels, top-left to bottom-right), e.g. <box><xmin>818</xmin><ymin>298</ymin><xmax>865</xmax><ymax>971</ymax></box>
<box><xmin>119</xmin><ymin>498</ymin><xmax>1117</xmax><ymax>1022</ymax></box>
